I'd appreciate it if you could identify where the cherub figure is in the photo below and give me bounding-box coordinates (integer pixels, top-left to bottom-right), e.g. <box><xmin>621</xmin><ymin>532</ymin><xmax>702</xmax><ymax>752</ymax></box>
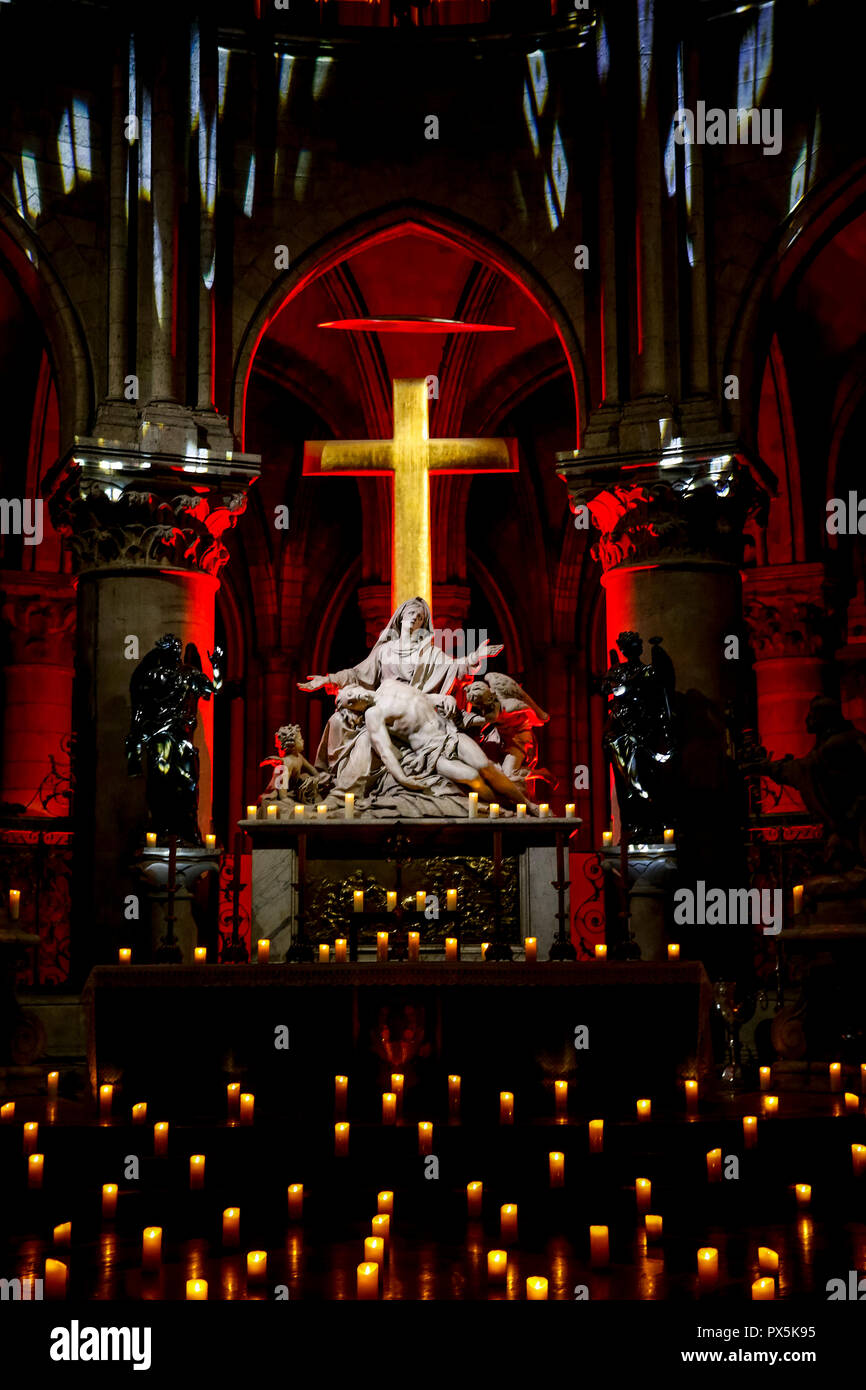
<box><xmin>260</xmin><ymin>724</ymin><xmax>321</xmax><ymax>805</ymax></box>
<box><xmin>462</xmin><ymin>672</ymin><xmax>554</xmax><ymax>796</ymax></box>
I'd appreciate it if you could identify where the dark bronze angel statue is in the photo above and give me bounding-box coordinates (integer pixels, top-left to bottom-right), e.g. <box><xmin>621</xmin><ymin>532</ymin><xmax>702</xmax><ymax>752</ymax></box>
<box><xmin>594</xmin><ymin>630</ymin><xmax>677</xmax><ymax>839</ymax></box>
<box><xmin>126</xmin><ymin>634</ymin><xmax>223</xmax><ymax>845</ymax></box>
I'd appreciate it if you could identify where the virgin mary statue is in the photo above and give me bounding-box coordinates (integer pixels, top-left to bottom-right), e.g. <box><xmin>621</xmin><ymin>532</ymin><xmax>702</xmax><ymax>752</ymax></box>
<box><xmin>298</xmin><ymin>597</ymin><xmax>501</xmax><ymax>699</ymax></box>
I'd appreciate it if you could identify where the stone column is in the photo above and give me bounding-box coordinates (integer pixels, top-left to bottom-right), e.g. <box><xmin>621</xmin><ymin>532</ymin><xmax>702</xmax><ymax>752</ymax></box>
<box><xmin>557</xmin><ymin>450</ymin><xmax>771</xmax><ymax>976</ymax></box>
<box><xmin>47</xmin><ymin>437</ymin><xmax>259</xmax><ymax>968</ymax></box>
<box><xmin>358</xmin><ymin>584</ymin><xmax>392</xmax><ymax>649</ymax></box>
<box><xmin>743</xmin><ymin>563</ymin><xmax>828</xmax><ymax>814</ymax></box>
<box><xmin>0</xmin><ymin>575</ymin><xmax>76</xmax><ymax>814</ymax></box>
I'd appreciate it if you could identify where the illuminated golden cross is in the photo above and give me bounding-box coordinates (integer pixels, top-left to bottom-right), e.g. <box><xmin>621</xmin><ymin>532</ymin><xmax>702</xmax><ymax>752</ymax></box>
<box><xmin>304</xmin><ymin>378</ymin><xmax>517</xmax><ymax>614</ymax></box>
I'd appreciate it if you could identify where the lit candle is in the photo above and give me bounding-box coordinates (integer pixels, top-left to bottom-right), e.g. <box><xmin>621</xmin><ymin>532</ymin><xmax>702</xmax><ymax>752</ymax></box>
<box><xmin>240</xmin><ymin>1093</ymin><xmax>254</xmax><ymax>1126</ymax></box>
<box><xmin>602</xmin><ymin>830</ymin><xmax>613</xmax><ymax>848</ymax></box>
<box><xmin>335</xmin><ymin>1076</ymin><xmax>348</xmax><ymax>1115</ymax></box>
<box><xmin>246</xmin><ymin>805</ymin><xmax>257</xmax><ymax>820</ymax></box>
<box><xmin>377</xmin><ymin>931</ymin><xmax>389</xmax><ymax>962</ymax></box>
<box><xmin>227</xmin><ymin>1083</ymin><xmax>240</xmax><ymax>1121</ymax></box>
<box><xmin>335</xmin><ymin>937</ymin><xmax>347</xmax><ymax>963</ymax></box>
<box><xmin>257</xmin><ymin>938</ymin><xmax>270</xmax><ymax>964</ymax></box>
<box><xmin>53</xmin><ymin>1221</ymin><xmax>71</xmax><ymax>1248</ymax></box>
<box><xmin>246</xmin><ymin>1251</ymin><xmax>267</xmax><ymax>1284</ymax></box>
<box><xmin>489</xmin><ymin>803</ymin><xmax>500</xmax><ymax>819</ymax></box>
<box><xmin>194</xmin><ymin>946</ymin><xmax>206</xmax><ymax>962</ymax></box>
<box><xmin>1</xmin><ymin>1102</ymin><xmax>14</xmax><ymax>1122</ymax></box>
<box><xmin>645</xmin><ymin>1214</ymin><xmax>663</xmax><ymax>1242</ymax></box>
<box><xmin>408</xmin><ymin>931</ymin><xmax>420</xmax><ymax>961</ymax></box>
<box><xmin>500</xmin><ymin>1204</ymin><xmax>518</xmax><ymax>1243</ymax></box>
<box><xmin>418</xmin><ymin>1121</ymin><xmax>433</xmax><ymax>1155</ymax></box>
<box><xmin>467</xmin><ymin>1181</ymin><xmax>483</xmax><ymax>1218</ymax></box>
<box><xmin>446</xmin><ymin>888</ymin><xmax>457</xmax><ymax>912</ymax></box>
<box><xmin>636</xmin><ymin>1098</ymin><xmax>651</xmax><ymax>1121</ymax></box>
<box><xmin>524</xmin><ymin>937</ymin><xmax>537</xmax><ymax>963</ymax></box>
<box><xmin>667</xmin><ymin>943</ymin><xmax>680</xmax><ymax>960</ymax></box>
<box><xmin>852</xmin><ymin>1143</ymin><xmax>866</xmax><ymax>1177</ymax></box>
<box><xmin>487</xmin><ymin>1249</ymin><xmax>507</xmax><ymax>1283</ymax></box>
<box><xmin>353</xmin><ymin>890</ymin><xmax>364</xmax><ymax>914</ymax></box>
<box><xmin>223</xmin><ymin>1208</ymin><xmax>240</xmax><ymax>1246</ymax></box>
<box><xmin>555</xmin><ymin>1079</ymin><xmax>568</xmax><ymax>1117</ymax></box>
<box><xmin>595</xmin><ymin>944</ymin><xmax>607</xmax><ymax>959</ymax></box>
<box><xmin>830</xmin><ymin>1062</ymin><xmax>842</xmax><ymax>1093</ymax></box>
<box><xmin>445</xmin><ymin>937</ymin><xmax>458</xmax><ymax>961</ymax></box>
<box><xmin>7</xmin><ymin>887</ymin><xmax>22</xmax><ymax>921</ymax></box>
<box><xmin>752</xmin><ymin>1277</ymin><xmax>775</xmax><ymax>1300</ymax></box>
<box><xmin>663</xmin><ymin>827</ymin><xmax>675</xmax><ymax>844</ymax></box>
<box><xmin>468</xmin><ymin>792</ymin><xmax>478</xmax><ymax>819</ymax></box>
<box><xmin>448</xmin><ymin>1075</ymin><xmax>461</xmax><ymax>1117</ymax></box>
<box><xmin>759</xmin><ymin>1065</ymin><xmax>771</xmax><ymax>1091</ymax></box>
<box><xmin>44</xmin><ymin>1258</ymin><xmax>67</xmax><ymax>1300</ymax></box>
<box><xmin>636</xmin><ymin>1177</ymin><xmax>652</xmax><ymax>1213</ymax></box>
<box><xmin>132</xmin><ymin>1102</ymin><xmax>147</xmax><ymax>1124</ymax></box>
<box><xmin>795</xmin><ymin>1183</ymin><xmax>811</xmax><ymax>1207</ymax></box>
<box><xmin>365</xmin><ymin>1236</ymin><xmax>385</xmax><ymax>1265</ymax></box>
<box><xmin>481</xmin><ymin>942</ymin><xmax>489</xmax><ymax>959</ymax></box>
<box><xmin>267</xmin><ymin>805</ymin><xmax>279</xmax><ymax>820</ymax></box>
<box><xmin>23</xmin><ymin>1121</ymin><xmax>38</xmax><ymax>1154</ymax></box>
<box><xmin>335</xmin><ymin>1122</ymin><xmax>350</xmax><ymax>1156</ymax></box>
<box><xmin>743</xmin><ymin>1115</ymin><xmax>758</xmax><ymax>1149</ymax></box>
<box><xmin>118</xmin><ymin>948</ymin><xmax>131</xmax><ymax>963</ymax></box>
<box><xmin>416</xmin><ymin>890</ymin><xmax>426</xmax><ymax>912</ymax></box>
<box><xmin>527</xmin><ymin>1275</ymin><xmax>549</xmax><ymax>1300</ymax></box>
<box><xmin>205</xmin><ymin>833</ymin><xmax>217</xmax><ymax>850</ymax></box>
<box><xmin>590</xmin><ymin>1225</ymin><xmax>609</xmax><ymax>1266</ymax></box>
<box><xmin>344</xmin><ymin>793</ymin><xmax>355</xmax><ymax>820</ymax></box>
<box><xmin>189</xmin><ymin>1155</ymin><xmax>205</xmax><ymax>1190</ymax></box>
<box><xmin>386</xmin><ymin>891</ymin><xmax>397</xmax><ymax>912</ymax></box>
<box><xmin>565</xmin><ymin>803</ymin><xmax>576</xmax><ymax>819</ymax></box>
<box><xmin>99</xmin><ymin>1084</ymin><xmax>113</xmax><ymax>1120</ymax></box>
<box><xmin>154</xmin><ymin>1121</ymin><xmax>169</xmax><ymax>1156</ymax></box>
<box><xmin>697</xmin><ymin>1247</ymin><xmax>718</xmax><ymax>1289</ymax></box>
<box><xmin>316</xmin><ymin>804</ymin><xmax>327</xmax><ymax>819</ymax></box>
<box><xmin>685</xmin><ymin>1079</ymin><xmax>698</xmax><ymax>1110</ymax></box>
<box><xmin>293</xmin><ymin>804</ymin><xmax>305</xmax><ymax>819</ymax></box>
<box><xmin>861</xmin><ymin>1062</ymin><xmax>866</xmax><ymax>1092</ymax></box>
<box><xmin>186</xmin><ymin>1279</ymin><xmax>208</xmax><ymax>1300</ymax></box>
<box><xmin>500</xmin><ymin>1091</ymin><xmax>514</xmax><ymax>1125</ymax></box>
<box><xmin>102</xmin><ymin>1183</ymin><xmax>118</xmax><ymax>1218</ymax></box>
<box><xmin>845</xmin><ymin>1091</ymin><xmax>859</xmax><ymax>1113</ymax></box>
<box><xmin>142</xmin><ymin>1227</ymin><xmax>162</xmax><ymax>1272</ymax></box>
<box><xmin>390</xmin><ymin>1073</ymin><xmax>404</xmax><ymax>1107</ymax></box>
<box><xmin>357</xmin><ymin>1262</ymin><xmax>379</xmax><ymax>1299</ymax></box>
<box><xmin>549</xmin><ymin>1151</ymin><xmax>565</xmax><ymax>1187</ymax></box>
<box><xmin>377</xmin><ymin>1191</ymin><xmax>394</xmax><ymax>1216</ymax></box>
<box><xmin>145</xmin><ymin>833</ymin><xmax>157</xmax><ymax>849</ymax></box>
<box><xmin>793</xmin><ymin>884</ymin><xmax>804</xmax><ymax>914</ymax></box>
<box><xmin>28</xmin><ymin>1153</ymin><xmax>44</xmax><ymax>1188</ymax></box>
<box><xmin>371</xmin><ymin>1214</ymin><xmax>390</xmax><ymax>1249</ymax></box>
<box><xmin>758</xmin><ymin>1247</ymin><xmax>779</xmax><ymax>1274</ymax></box>
<box><xmin>588</xmin><ymin>1119</ymin><xmax>604</xmax><ymax>1153</ymax></box>
<box><xmin>706</xmin><ymin>1148</ymin><xmax>722</xmax><ymax>1183</ymax></box>
<box><xmin>516</xmin><ymin>804</ymin><xmax>527</xmax><ymax>818</ymax></box>
<box><xmin>382</xmin><ymin>1092</ymin><xmax>397</xmax><ymax>1125</ymax></box>
<box><xmin>539</xmin><ymin>804</ymin><xmax>550</xmax><ymax>818</ymax></box>
<box><xmin>762</xmin><ymin>1094</ymin><xmax>779</xmax><ymax>1116</ymax></box>
<box><xmin>319</xmin><ymin>943</ymin><xmax>330</xmax><ymax>963</ymax></box>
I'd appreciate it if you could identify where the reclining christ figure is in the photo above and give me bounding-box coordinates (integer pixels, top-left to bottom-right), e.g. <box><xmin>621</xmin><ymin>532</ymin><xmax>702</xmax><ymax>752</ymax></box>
<box><xmin>348</xmin><ymin>679</ymin><xmax>539</xmax><ymax>813</ymax></box>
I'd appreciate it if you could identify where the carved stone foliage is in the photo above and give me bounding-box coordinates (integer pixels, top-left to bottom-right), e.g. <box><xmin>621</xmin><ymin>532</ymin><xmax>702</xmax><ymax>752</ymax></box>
<box><xmin>742</xmin><ymin>564</ymin><xmax>828</xmax><ymax>659</ymax></box>
<box><xmin>0</xmin><ymin>582</ymin><xmax>76</xmax><ymax>665</ymax></box>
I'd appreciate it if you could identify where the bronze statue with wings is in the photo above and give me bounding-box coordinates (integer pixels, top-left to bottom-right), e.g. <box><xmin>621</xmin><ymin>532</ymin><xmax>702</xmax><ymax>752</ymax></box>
<box><xmin>126</xmin><ymin>634</ymin><xmax>223</xmax><ymax>846</ymax></box>
<box><xmin>594</xmin><ymin>631</ymin><xmax>677</xmax><ymax>839</ymax></box>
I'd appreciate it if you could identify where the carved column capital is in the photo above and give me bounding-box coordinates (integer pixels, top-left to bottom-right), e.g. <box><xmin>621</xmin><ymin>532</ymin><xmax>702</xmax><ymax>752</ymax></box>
<box><xmin>0</xmin><ymin>573</ymin><xmax>77</xmax><ymax>665</ymax></box>
<box><xmin>557</xmin><ymin>449</ymin><xmax>772</xmax><ymax>573</ymax></box>
<box><xmin>742</xmin><ymin>563</ymin><xmax>828</xmax><ymax>659</ymax></box>
<box><xmin>45</xmin><ymin>440</ymin><xmax>260</xmax><ymax>579</ymax></box>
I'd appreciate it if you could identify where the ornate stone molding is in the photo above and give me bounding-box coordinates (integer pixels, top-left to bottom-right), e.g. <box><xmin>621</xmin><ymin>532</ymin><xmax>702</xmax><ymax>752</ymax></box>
<box><xmin>742</xmin><ymin>563</ymin><xmax>828</xmax><ymax>660</ymax></box>
<box><xmin>45</xmin><ymin>442</ymin><xmax>260</xmax><ymax>579</ymax></box>
<box><xmin>0</xmin><ymin>573</ymin><xmax>76</xmax><ymax>665</ymax></box>
<box><xmin>557</xmin><ymin>455</ymin><xmax>769</xmax><ymax>573</ymax></box>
